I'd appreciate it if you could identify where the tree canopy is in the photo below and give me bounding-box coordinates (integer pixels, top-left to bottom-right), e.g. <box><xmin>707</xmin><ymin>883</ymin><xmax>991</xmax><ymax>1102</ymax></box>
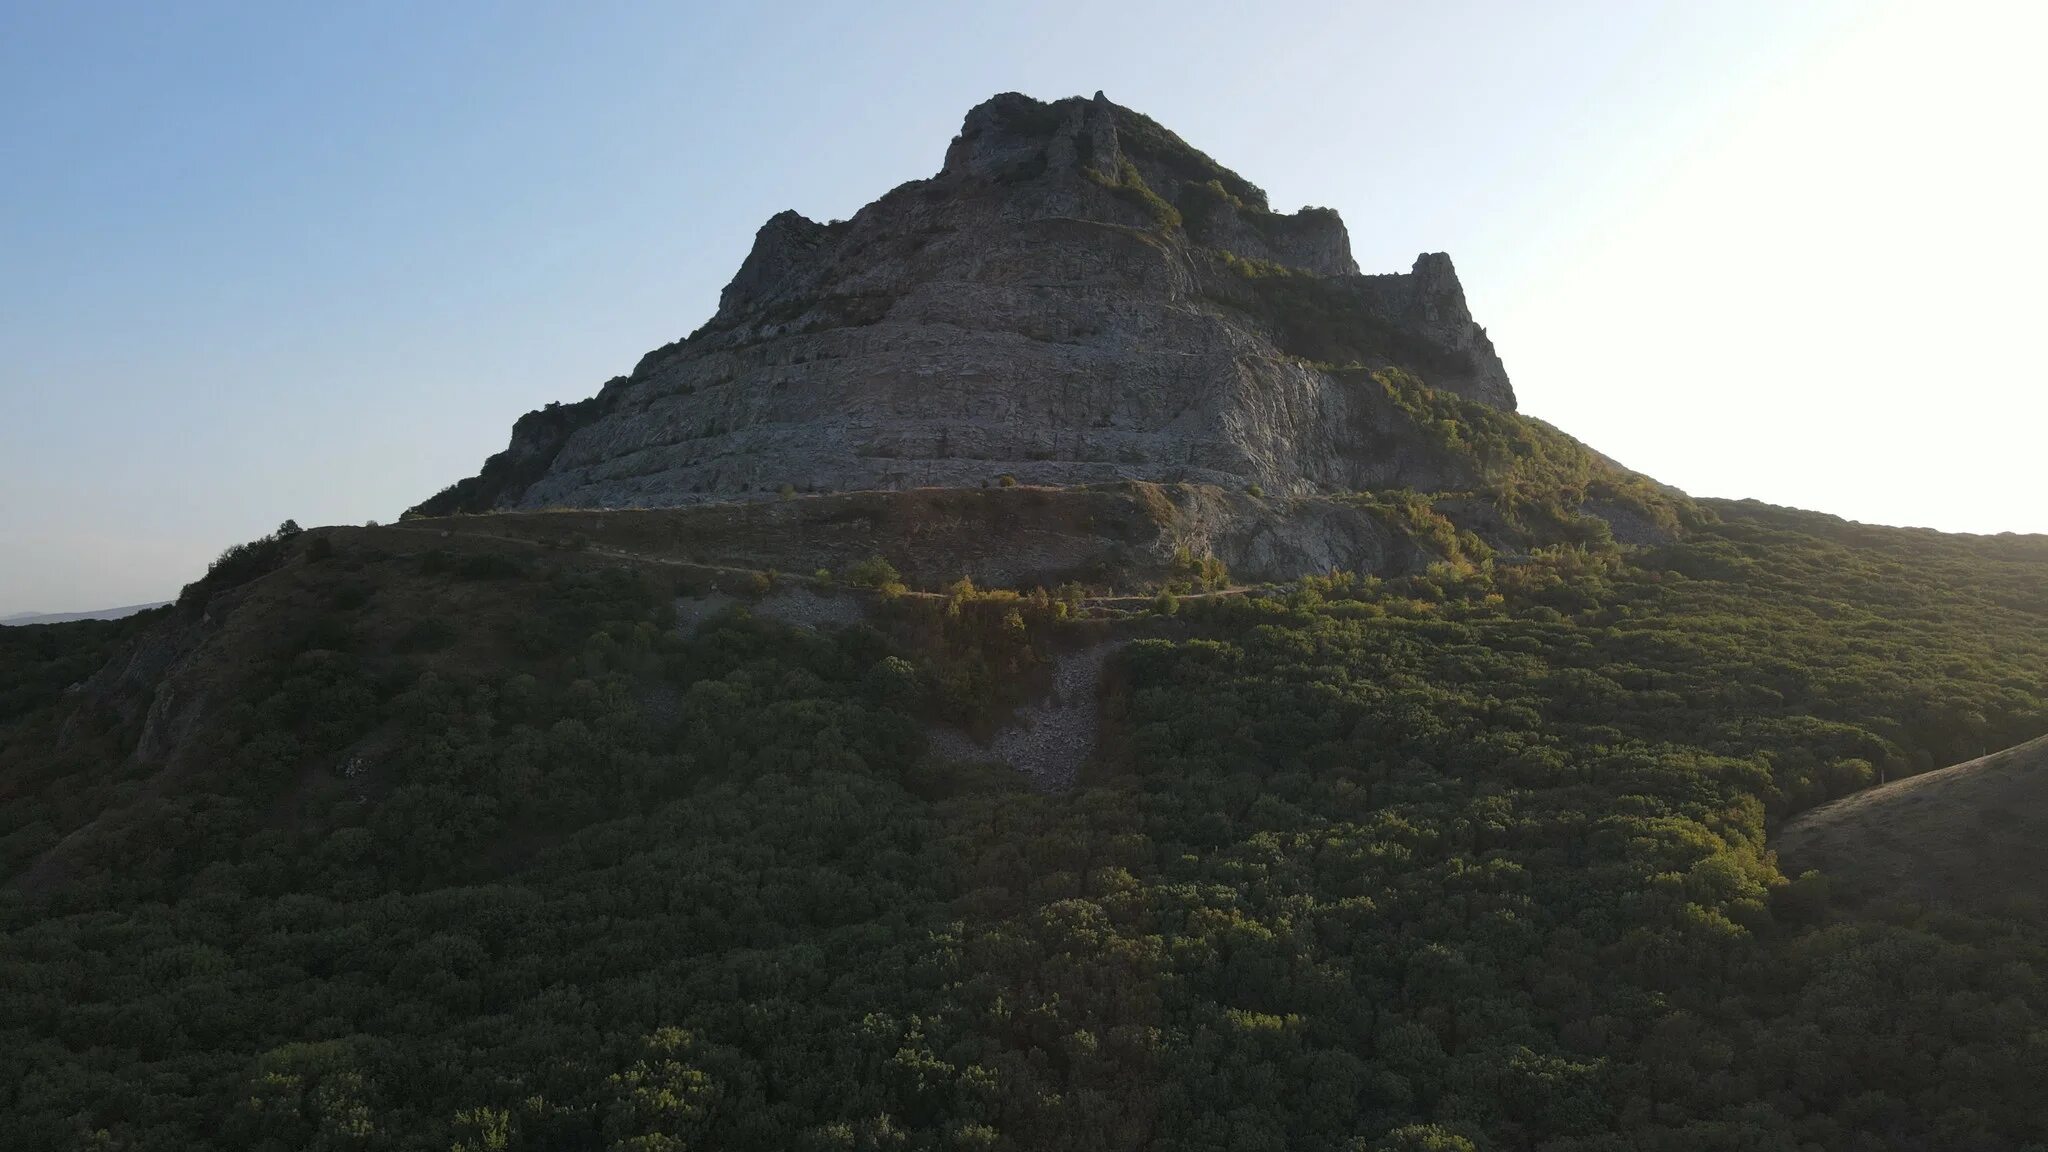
<box><xmin>1</xmin><ymin>501</ymin><xmax>2045</xmax><ymax>1150</ymax></box>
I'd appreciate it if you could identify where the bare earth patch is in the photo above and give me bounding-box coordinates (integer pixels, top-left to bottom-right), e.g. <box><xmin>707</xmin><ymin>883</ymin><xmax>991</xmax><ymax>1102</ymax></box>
<box><xmin>673</xmin><ymin>587</ymin><xmax>868</xmax><ymax>635</ymax></box>
<box><xmin>929</xmin><ymin>642</ymin><xmax>1125</xmax><ymax>792</ymax></box>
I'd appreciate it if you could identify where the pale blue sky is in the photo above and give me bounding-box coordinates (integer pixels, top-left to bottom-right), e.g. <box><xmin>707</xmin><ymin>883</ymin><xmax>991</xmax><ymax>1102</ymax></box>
<box><xmin>3</xmin><ymin>1</ymin><xmax>2042</xmax><ymax>613</ymax></box>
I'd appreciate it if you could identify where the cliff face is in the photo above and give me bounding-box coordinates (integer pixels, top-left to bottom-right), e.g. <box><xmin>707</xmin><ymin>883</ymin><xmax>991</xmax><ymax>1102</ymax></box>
<box><xmin>415</xmin><ymin>92</ymin><xmax>1517</xmax><ymax>514</ymax></box>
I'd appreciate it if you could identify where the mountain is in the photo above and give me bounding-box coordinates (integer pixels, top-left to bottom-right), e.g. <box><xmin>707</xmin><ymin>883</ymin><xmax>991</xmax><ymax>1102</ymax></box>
<box><xmin>409</xmin><ymin>93</ymin><xmax>1683</xmax><ymax>584</ymax></box>
<box><xmin>0</xmin><ymin>603</ymin><xmax>169</xmax><ymax>627</ymax></box>
<box><xmin>413</xmin><ymin>92</ymin><xmax>1524</xmax><ymax>517</ymax></box>
<box><xmin>4</xmin><ymin>95</ymin><xmax>2048</xmax><ymax>1151</ymax></box>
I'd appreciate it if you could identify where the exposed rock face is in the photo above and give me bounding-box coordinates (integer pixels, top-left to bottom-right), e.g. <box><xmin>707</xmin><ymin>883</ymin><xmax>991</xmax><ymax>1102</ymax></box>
<box><xmin>416</xmin><ymin>92</ymin><xmax>1517</xmax><ymax>515</ymax></box>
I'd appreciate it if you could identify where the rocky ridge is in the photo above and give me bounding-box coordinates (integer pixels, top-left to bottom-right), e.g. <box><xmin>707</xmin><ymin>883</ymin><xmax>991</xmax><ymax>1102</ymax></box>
<box><xmin>416</xmin><ymin>92</ymin><xmax>1519</xmax><ymax>516</ymax></box>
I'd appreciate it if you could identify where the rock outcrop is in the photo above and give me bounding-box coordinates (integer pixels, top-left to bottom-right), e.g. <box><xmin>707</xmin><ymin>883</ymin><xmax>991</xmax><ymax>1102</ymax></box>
<box><xmin>414</xmin><ymin>92</ymin><xmax>1517</xmax><ymax>515</ymax></box>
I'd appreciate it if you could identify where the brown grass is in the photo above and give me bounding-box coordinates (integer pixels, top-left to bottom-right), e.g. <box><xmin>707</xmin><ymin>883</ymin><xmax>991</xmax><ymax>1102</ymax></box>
<box><xmin>1776</xmin><ymin>733</ymin><xmax>2048</xmax><ymax>919</ymax></box>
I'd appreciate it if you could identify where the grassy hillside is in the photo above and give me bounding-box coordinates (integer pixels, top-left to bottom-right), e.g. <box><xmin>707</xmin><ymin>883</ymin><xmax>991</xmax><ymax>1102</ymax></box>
<box><xmin>1</xmin><ymin>500</ymin><xmax>2045</xmax><ymax>1150</ymax></box>
<box><xmin>1778</xmin><ymin>733</ymin><xmax>2048</xmax><ymax>919</ymax></box>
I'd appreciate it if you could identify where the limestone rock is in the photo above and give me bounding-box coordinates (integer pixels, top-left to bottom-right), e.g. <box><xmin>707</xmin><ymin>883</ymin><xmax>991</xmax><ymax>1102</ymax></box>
<box><xmin>415</xmin><ymin>92</ymin><xmax>1518</xmax><ymax>515</ymax></box>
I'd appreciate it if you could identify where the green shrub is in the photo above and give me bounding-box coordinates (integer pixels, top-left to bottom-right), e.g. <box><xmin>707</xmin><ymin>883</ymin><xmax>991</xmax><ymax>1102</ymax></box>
<box><xmin>393</xmin><ymin>617</ymin><xmax>456</xmax><ymax>653</ymax></box>
<box><xmin>844</xmin><ymin>555</ymin><xmax>902</xmax><ymax>589</ymax></box>
<box><xmin>1168</xmin><ymin>545</ymin><xmax>1229</xmax><ymax>591</ymax></box>
<box><xmin>455</xmin><ymin>553</ymin><xmax>524</xmax><ymax>581</ymax></box>
<box><xmin>1084</xmin><ymin>157</ymin><xmax>1182</xmax><ymax>230</ymax></box>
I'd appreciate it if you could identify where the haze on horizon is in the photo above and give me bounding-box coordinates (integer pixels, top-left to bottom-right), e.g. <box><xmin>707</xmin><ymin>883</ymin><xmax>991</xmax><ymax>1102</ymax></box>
<box><xmin>3</xmin><ymin>0</ymin><xmax>2042</xmax><ymax>616</ymax></box>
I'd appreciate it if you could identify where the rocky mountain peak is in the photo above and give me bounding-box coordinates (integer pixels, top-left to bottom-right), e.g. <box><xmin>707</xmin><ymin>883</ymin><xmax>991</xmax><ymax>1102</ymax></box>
<box><xmin>413</xmin><ymin>92</ymin><xmax>1518</xmax><ymax>517</ymax></box>
<box><xmin>945</xmin><ymin>91</ymin><xmax>1356</xmax><ymax>276</ymax></box>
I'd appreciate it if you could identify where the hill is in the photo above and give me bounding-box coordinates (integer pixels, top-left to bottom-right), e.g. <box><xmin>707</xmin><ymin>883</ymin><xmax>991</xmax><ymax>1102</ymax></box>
<box><xmin>1778</xmin><ymin>733</ymin><xmax>2048</xmax><ymax>919</ymax></box>
<box><xmin>0</xmin><ymin>603</ymin><xmax>169</xmax><ymax>627</ymax></box>
<box><xmin>2</xmin><ymin>499</ymin><xmax>2046</xmax><ymax>1149</ymax></box>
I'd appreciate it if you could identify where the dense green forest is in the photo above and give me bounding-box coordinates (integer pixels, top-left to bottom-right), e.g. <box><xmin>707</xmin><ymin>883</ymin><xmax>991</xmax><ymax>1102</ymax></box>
<box><xmin>2</xmin><ymin>499</ymin><xmax>2047</xmax><ymax>1151</ymax></box>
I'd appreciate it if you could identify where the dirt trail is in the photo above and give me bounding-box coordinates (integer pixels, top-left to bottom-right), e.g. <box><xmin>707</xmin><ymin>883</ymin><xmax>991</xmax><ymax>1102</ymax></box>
<box><xmin>381</xmin><ymin>523</ymin><xmax>1219</xmax><ymax>792</ymax></box>
<box><xmin>382</xmin><ymin>521</ymin><xmax>1256</xmax><ymax>614</ymax></box>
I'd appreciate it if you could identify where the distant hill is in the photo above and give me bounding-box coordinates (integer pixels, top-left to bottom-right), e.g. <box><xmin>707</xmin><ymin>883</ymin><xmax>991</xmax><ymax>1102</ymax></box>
<box><xmin>0</xmin><ymin>602</ymin><xmax>168</xmax><ymax>627</ymax></box>
<box><xmin>1778</xmin><ymin>733</ymin><xmax>2048</xmax><ymax>919</ymax></box>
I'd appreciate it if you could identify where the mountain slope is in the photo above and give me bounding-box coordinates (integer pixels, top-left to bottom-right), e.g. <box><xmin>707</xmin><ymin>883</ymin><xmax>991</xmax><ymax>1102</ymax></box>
<box><xmin>1778</xmin><ymin>733</ymin><xmax>2048</xmax><ymax>918</ymax></box>
<box><xmin>2</xmin><ymin>503</ymin><xmax>2047</xmax><ymax>1149</ymax></box>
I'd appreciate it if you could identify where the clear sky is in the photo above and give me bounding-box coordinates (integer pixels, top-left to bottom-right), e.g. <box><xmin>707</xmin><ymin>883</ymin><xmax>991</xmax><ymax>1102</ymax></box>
<box><xmin>3</xmin><ymin>1</ymin><xmax>2042</xmax><ymax>614</ymax></box>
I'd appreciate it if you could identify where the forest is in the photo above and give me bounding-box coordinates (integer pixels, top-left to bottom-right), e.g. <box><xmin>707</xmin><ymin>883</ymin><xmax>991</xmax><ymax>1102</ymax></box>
<box><xmin>1</xmin><ymin>497</ymin><xmax>2046</xmax><ymax>1151</ymax></box>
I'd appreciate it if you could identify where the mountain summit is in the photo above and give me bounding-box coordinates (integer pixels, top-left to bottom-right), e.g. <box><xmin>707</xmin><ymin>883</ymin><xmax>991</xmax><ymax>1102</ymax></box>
<box><xmin>415</xmin><ymin>92</ymin><xmax>1517</xmax><ymax>516</ymax></box>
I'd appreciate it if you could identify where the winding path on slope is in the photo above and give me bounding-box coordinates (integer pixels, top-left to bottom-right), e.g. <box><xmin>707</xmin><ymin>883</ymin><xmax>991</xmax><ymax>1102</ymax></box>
<box><xmin>382</xmin><ymin>520</ymin><xmax>1254</xmax><ymax>615</ymax></box>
